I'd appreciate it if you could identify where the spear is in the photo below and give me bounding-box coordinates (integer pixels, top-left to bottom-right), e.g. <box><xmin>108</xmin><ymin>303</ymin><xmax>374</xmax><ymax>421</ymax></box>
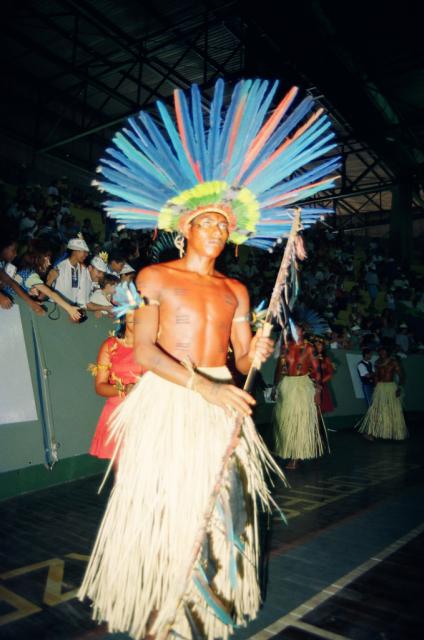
<box><xmin>243</xmin><ymin>206</ymin><xmax>303</xmax><ymax>392</ymax></box>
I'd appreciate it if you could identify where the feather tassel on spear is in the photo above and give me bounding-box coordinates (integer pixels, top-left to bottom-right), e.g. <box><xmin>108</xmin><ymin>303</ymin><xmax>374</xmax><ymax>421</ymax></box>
<box><xmin>244</xmin><ymin>206</ymin><xmax>304</xmax><ymax>392</ymax></box>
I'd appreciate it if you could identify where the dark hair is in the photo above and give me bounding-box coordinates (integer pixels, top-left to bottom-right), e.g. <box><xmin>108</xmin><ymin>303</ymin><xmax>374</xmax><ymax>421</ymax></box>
<box><xmin>109</xmin><ymin>249</ymin><xmax>126</xmax><ymax>263</ymax></box>
<box><xmin>115</xmin><ymin>317</ymin><xmax>126</xmax><ymax>338</ymax></box>
<box><xmin>101</xmin><ymin>273</ymin><xmax>120</xmax><ymax>288</ymax></box>
<box><xmin>362</xmin><ymin>348</ymin><xmax>372</xmax><ymax>357</ymax></box>
<box><xmin>20</xmin><ymin>238</ymin><xmax>53</xmax><ymax>274</ymax></box>
<box><xmin>0</xmin><ymin>227</ymin><xmax>19</xmax><ymax>253</ymax></box>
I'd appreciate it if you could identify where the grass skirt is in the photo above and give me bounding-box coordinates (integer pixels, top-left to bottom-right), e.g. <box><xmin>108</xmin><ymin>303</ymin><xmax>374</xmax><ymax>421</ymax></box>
<box><xmin>274</xmin><ymin>375</ymin><xmax>324</xmax><ymax>460</ymax></box>
<box><xmin>357</xmin><ymin>382</ymin><xmax>408</xmax><ymax>440</ymax></box>
<box><xmin>78</xmin><ymin>367</ymin><xmax>285</xmax><ymax>640</ymax></box>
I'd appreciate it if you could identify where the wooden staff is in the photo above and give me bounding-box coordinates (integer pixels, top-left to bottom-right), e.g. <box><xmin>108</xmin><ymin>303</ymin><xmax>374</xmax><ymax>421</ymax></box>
<box><xmin>244</xmin><ymin>206</ymin><xmax>302</xmax><ymax>392</ymax></box>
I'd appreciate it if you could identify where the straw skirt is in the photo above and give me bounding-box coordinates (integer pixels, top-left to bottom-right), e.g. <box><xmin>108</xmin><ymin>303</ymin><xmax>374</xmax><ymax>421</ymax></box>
<box><xmin>357</xmin><ymin>381</ymin><xmax>408</xmax><ymax>440</ymax></box>
<box><xmin>79</xmin><ymin>367</ymin><xmax>285</xmax><ymax>640</ymax></box>
<box><xmin>274</xmin><ymin>375</ymin><xmax>324</xmax><ymax>460</ymax></box>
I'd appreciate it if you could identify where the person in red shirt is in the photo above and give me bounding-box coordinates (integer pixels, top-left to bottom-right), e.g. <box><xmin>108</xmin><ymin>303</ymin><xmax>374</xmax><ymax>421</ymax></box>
<box><xmin>357</xmin><ymin>346</ymin><xmax>407</xmax><ymax>440</ymax></box>
<box><xmin>88</xmin><ymin>311</ymin><xmax>144</xmax><ymax>466</ymax></box>
<box><xmin>311</xmin><ymin>337</ymin><xmax>335</xmax><ymax>414</ymax></box>
<box><xmin>273</xmin><ymin>325</ymin><xmax>324</xmax><ymax>469</ymax></box>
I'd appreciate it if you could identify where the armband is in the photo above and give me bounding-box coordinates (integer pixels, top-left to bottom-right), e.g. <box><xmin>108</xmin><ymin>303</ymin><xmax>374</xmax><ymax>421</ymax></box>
<box><xmin>87</xmin><ymin>363</ymin><xmax>111</xmax><ymax>376</ymax></box>
<box><xmin>186</xmin><ymin>370</ymin><xmax>196</xmax><ymax>390</ymax></box>
<box><xmin>233</xmin><ymin>314</ymin><xmax>250</xmax><ymax>324</ymax></box>
<box><xmin>145</xmin><ymin>297</ymin><xmax>160</xmax><ymax>306</ymax></box>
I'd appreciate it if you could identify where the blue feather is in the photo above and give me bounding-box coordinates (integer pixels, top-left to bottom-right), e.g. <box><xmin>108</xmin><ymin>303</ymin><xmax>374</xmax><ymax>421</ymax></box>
<box><xmin>156</xmin><ymin>101</ymin><xmax>198</xmax><ymax>185</ymax></box>
<box><xmin>193</xmin><ymin>565</ymin><xmax>234</xmax><ymax>625</ymax></box>
<box><xmin>191</xmin><ymin>84</ymin><xmax>208</xmax><ymax>180</ymax></box>
<box><xmin>207</xmin><ymin>78</ymin><xmax>225</xmax><ymax>178</ymax></box>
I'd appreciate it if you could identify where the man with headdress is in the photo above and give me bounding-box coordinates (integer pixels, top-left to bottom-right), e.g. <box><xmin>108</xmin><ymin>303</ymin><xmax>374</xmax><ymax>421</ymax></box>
<box><xmin>79</xmin><ymin>79</ymin><xmax>340</xmax><ymax>639</ymax></box>
<box><xmin>358</xmin><ymin>346</ymin><xmax>407</xmax><ymax>440</ymax></box>
<box><xmin>273</xmin><ymin>324</ymin><xmax>324</xmax><ymax>470</ymax></box>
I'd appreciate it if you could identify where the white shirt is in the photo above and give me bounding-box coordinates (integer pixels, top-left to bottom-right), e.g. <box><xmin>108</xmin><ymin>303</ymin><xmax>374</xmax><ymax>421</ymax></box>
<box><xmin>19</xmin><ymin>217</ymin><xmax>37</xmax><ymax>233</ymax></box>
<box><xmin>395</xmin><ymin>334</ymin><xmax>409</xmax><ymax>353</ymax></box>
<box><xmin>53</xmin><ymin>259</ymin><xmax>87</xmax><ymax>305</ymax></box>
<box><xmin>89</xmin><ymin>289</ymin><xmax>113</xmax><ymax>314</ymax></box>
<box><xmin>77</xmin><ymin>269</ymin><xmax>99</xmax><ymax>307</ymax></box>
<box><xmin>357</xmin><ymin>361</ymin><xmax>373</xmax><ymax>379</ymax></box>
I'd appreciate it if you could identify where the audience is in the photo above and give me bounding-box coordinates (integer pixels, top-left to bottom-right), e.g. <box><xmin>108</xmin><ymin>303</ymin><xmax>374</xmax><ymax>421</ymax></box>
<box><xmin>107</xmin><ymin>249</ymin><xmax>126</xmax><ymax>277</ymax></box>
<box><xmin>17</xmin><ymin>238</ymin><xmax>81</xmax><ymax>322</ymax></box>
<box><xmin>0</xmin><ymin>231</ymin><xmax>45</xmax><ymax>315</ymax></box>
<box><xmin>1</xmin><ymin>178</ymin><xmax>423</xmax><ymax>361</ymax></box>
<box><xmin>88</xmin><ymin>274</ymin><xmax>119</xmax><ymax>316</ymax></box>
<box><xmin>47</xmin><ymin>236</ymin><xmax>90</xmax><ymax>305</ymax></box>
<box><xmin>78</xmin><ymin>253</ymin><xmax>109</xmax><ymax>308</ymax></box>
<box><xmin>120</xmin><ymin>263</ymin><xmax>136</xmax><ymax>283</ymax></box>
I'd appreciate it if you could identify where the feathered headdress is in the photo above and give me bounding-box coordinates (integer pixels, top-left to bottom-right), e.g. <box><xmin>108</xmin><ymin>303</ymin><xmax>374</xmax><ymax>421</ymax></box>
<box><xmin>93</xmin><ymin>79</ymin><xmax>340</xmax><ymax>249</ymax></box>
<box><xmin>112</xmin><ymin>281</ymin><xmax>144</xmax><ymax>318</ymax></box>
<box><xmin>294</xmin><ymin>308</ymin><xmax>330</xmax><ymax>337</ymax></box>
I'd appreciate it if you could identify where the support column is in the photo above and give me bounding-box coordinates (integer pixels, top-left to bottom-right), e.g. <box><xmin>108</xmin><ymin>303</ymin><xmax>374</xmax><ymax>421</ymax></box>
<box><xmin>390</xmin><ymin>183</ymin><xmax>412</xmax><ymax>266</ymax></box>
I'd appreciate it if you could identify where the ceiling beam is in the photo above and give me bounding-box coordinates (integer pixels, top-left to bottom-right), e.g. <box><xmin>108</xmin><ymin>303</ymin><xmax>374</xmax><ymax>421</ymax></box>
<box><xmin>5</xmin><ymin>25</ymin><xmax>139</xmax><ymax>111</ymax></box>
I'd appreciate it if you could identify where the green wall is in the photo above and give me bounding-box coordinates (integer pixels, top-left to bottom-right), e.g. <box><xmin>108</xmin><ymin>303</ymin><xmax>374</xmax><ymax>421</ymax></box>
<box><xmin>0</xmin><ymin>301</ymin><xmax>112</xmax><ymax>499</ymax></box>
<box><xmin>259</xmin><ymin>347</ymin><xmax>424</xmax><ymax>429</ymax></box>
<box><xmin>1</xmin><ymin>301</ymin><xmax>423</xmax><ymax>501</ymax></box>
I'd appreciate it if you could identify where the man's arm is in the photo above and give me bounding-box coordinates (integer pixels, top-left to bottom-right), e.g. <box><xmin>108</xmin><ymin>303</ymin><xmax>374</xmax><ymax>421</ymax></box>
<box><xmin>46</xmin><ymin>268</ymin><xmax>58</xmax><ymax>287</ymax></box>
<box><xmin>34</xmin><ymin>283</ymin><xmax>81</xmax><ymax>321</ymax></box>
<box><xmin>357</xmin><ymin>362</ymin><xmax>373</xmax><ymax>383</ymax></box>
<box><xmin>134</xmin><ymin>267</ymin><xmax>256</xmax><ymax>416</ymax></box>
<box><xmin>393</xmin><ymin>359</ymin><xmax>405</xmax><ymax>392</ymax></box>
<box><xmin>308</xmin><ymin>346</ymin><xmax>322</xmax><ymax>383</ymax></box>
<box><xmin>0</xmin><ymin>271</ymin><xmax>45</xmax><ymax>315</ymax></box>
<box><xmin>322</xmin><ymin>358</ymin><xmax>334</xmax><ymax>384</ymax></box>
<box><xmin>0</xmin><ymin>290</ymin><xmax>13</xmax><ymax>310</ymax></box>
<box><xmin>86</xmin><ymin>301</ymin><xmax>114</xmax><ymax>316</ymax></box>
<box><xmin>229</xmin><ymin>280</ymin><xmax>274</xmax><ymax>375</ymax></box>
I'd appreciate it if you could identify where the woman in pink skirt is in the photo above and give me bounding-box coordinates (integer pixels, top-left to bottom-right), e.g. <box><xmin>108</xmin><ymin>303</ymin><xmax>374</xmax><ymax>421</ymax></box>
<box><xmin>89</xmin><ymin>313</ymin><xmax>144</xmax><ymax>461</ymax></box>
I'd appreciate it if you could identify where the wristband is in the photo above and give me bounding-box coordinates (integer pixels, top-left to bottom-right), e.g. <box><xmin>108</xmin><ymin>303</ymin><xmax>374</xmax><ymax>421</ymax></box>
<box><xmin>186</xmin><ymin>371</ymin><xmax>196</xmax><ymax>390</ymax></box>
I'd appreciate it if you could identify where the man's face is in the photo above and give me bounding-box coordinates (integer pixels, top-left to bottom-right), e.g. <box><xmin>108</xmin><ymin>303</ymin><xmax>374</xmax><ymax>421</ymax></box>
<box><xmin>186</xmin><ymin>212</ymin><xmax>229</xmax><ymax>258</ymax></box>
<box><xmin>111</xmin><ymin>260</ymin><xmax>125</xmax><ymax>273</ymax></box>
<box><xmin>41</xmin><ymin>255</ymin><xmax>51</xmax><ymax>274</ymax></box>
<box><xmin>1</xmin><ymin>243</ymin><xmax>17</xmax><ymax>263</ymax></box>
<box><xmin>105</xmin><ymin>283</ymin><xmax>117</xmax><ymax>296</ymax></box>
<box><xmin>73</xmin><ymin>250</ymin><xmax>88</xmax><ymax>263</ymax></box>
<box><xmin>364</xmin><ymin>352</ymin><xmax>372</xmax><ymax>361</ymax></box>
<box><xmin>89</xmin><ymin>266</ymin><xmax>104</xmax><ymax>283</ymax></box>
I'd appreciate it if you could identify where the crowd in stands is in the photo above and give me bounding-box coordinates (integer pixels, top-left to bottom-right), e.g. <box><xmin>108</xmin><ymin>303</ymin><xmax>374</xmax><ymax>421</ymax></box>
<box><xmin>0</xmin><ymin>179</ymin><xmax>143</xmax><ymax>321</ymax></box>
<box><xmin>1</xmin><ymin>179</ymin><xmax>423</xmax><ymax>359</ymax></box>
<box><xmin>221</xmin><ymin>224</ymin><xmax>424</xmax><ymax>358</ymax></box>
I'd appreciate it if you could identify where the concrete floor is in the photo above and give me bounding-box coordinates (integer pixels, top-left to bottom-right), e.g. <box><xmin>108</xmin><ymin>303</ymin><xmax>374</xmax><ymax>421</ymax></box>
<box><xmin>0</xmin><ymin>419</ymin><xmax>422</xmax><ymax>640</ymax></box>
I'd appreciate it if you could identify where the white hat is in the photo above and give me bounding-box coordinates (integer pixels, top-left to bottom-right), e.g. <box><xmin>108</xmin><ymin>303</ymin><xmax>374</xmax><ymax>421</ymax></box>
<box><xmin>120</xmin><ymin>262</ymin><xmax>136</xmax><ymax>275</ymax></box>
<box><xmin>351</xmin><ymin>325</ymin><xmax>361</xmax><ymax>331</ymax></box>
<box><xmin>399</xmin><ymin>323</ymin><xmax>408</xmax><ymax>329</ymax></box>
<box><xmin>90</xmin><ymin>255</ymin><xmax>108</xmax><ymax>272</ymax></box>
<box><xmin>67</xmin><ymin>236</ymin><xmax>89</xmax><ymax>251</ymax></box>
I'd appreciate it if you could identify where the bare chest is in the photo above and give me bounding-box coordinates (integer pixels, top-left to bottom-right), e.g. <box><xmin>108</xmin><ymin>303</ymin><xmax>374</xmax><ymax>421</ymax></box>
<box><xmin>377</xmin><ymin>360</ymin><xmax>396</xmax><ymax>380</ymax></box>
<box><xmin>160</xmin><ymin>273</ymin><xmax>237</xmax><ymax>326</ymax></box>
